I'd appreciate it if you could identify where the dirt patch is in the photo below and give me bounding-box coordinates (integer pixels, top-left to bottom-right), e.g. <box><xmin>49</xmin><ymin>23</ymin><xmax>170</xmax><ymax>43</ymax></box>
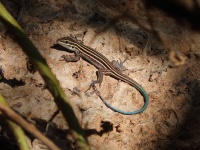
<box><xmin>0</xmin><ymin>0</ymin><xmax>200</xmax><ymax>149</ymax></box>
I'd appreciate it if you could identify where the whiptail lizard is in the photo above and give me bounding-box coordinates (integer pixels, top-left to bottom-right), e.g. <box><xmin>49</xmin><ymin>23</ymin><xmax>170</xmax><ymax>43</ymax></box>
<box><xmin>56</xmin><ymin>36</ymin><xmax>149</xmax><ymax>115</ymax></box>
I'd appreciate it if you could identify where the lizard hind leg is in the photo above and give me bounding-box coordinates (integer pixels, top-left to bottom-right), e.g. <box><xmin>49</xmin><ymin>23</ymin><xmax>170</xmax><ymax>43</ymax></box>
<box><xmin>85</xmin><ymin>68</ymin><xmax>111</xmax><ymax>93</ymax></box>
<box><xmin>85</xmin><ymin>69</ymin><xmax>104</xmax><ymax>93</ymax></box>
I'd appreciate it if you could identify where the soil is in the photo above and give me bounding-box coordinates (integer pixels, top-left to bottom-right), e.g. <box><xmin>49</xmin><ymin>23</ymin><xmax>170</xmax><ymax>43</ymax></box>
<box><xmin>0</xmin><ymin>0</ymin><xmax>200</xmax><ymax>150</ymax></box>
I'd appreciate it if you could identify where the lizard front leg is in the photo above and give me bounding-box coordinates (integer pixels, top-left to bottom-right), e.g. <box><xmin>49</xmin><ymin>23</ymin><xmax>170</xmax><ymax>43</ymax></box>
<box><xmin>60</xmin><ymin>50</ymin><xmax>80</xmax><ymax>62</ymax></box>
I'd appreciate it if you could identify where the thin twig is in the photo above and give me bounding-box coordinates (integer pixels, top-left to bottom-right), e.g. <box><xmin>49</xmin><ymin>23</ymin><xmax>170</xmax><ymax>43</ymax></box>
<box><xmin>0</xmin><ymin>100</ymin><xmax>60</xmax><ymax>150</ymax></box>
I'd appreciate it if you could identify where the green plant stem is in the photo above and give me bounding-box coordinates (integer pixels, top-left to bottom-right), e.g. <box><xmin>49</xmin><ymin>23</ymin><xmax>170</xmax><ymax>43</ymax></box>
<box><xmin>0</xmin><ymin>94</ymin><xmax>29</xmax><ymax>150</ymax></box>
<box><xmin>0</xmin><ymin>3</ymin><xmax>89</xmax><ymax>150</ymax></box>
<box><xmin>0</xmin><ymin>94</ymin><xmax>60</xmax><ymax>150</ymax></box>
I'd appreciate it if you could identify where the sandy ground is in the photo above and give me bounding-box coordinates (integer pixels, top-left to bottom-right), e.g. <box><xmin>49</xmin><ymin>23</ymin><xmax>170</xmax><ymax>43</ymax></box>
<box><xmin>0</xmin><ymin>0</ymin><xmax>200</xmax><ymax>149</ymax></box>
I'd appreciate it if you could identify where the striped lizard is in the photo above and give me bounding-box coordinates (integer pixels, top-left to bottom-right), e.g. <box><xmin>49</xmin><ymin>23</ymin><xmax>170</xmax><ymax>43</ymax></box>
<box><xmin>56</xmin><ymin>36</ymin><xmax>149</xmax><ymax>115</ymax></box>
